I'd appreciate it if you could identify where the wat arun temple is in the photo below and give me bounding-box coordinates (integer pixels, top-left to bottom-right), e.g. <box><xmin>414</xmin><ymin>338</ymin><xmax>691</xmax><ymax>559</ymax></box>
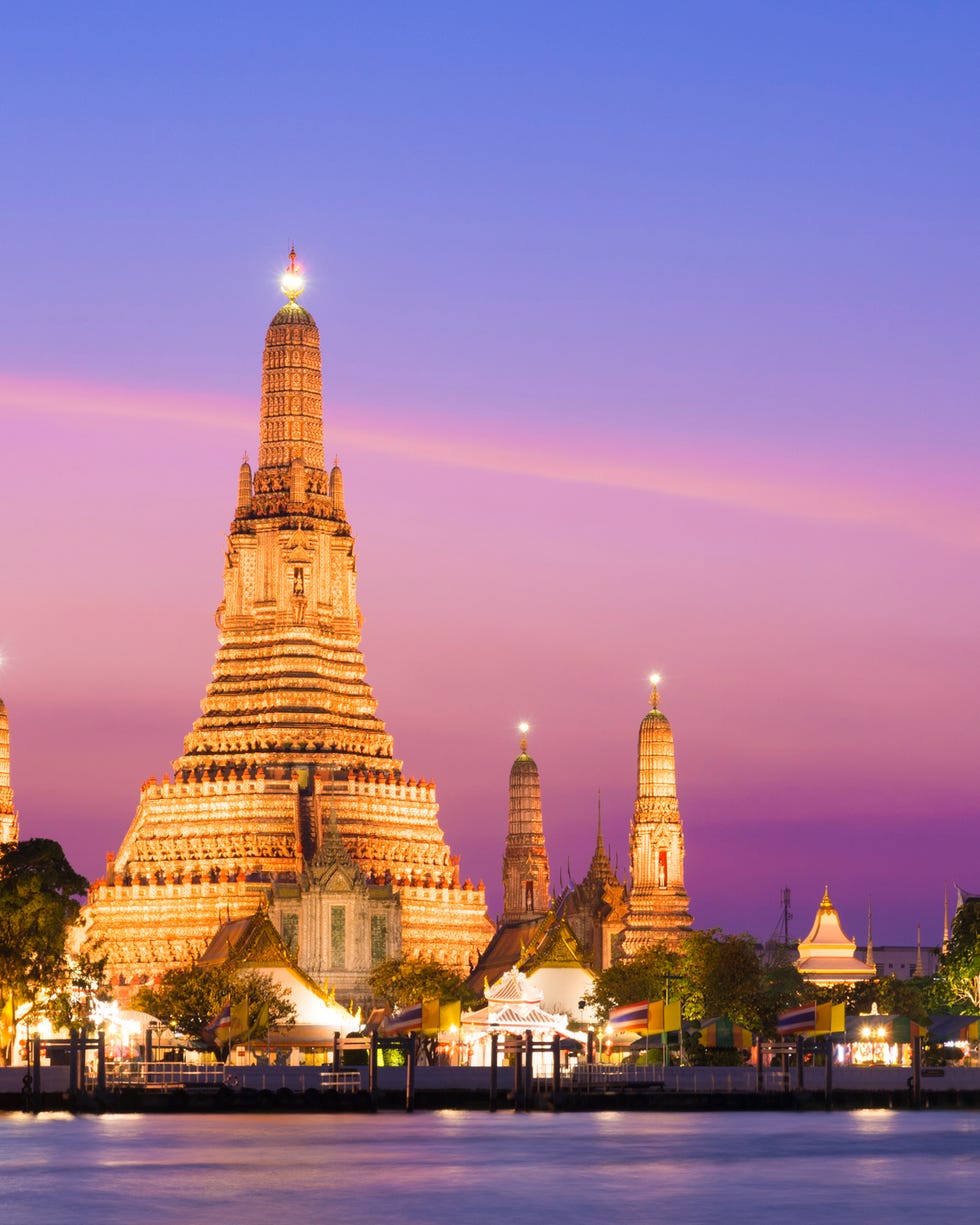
<box><xmin>68</xmin><ymin>251</ymin><xmax>694</xmax><ymax>1004</ymax></box>
<box><xmin>80</xmin><ymin>253</ymin><xmax>494</xmax><ymax>998</ymax></box>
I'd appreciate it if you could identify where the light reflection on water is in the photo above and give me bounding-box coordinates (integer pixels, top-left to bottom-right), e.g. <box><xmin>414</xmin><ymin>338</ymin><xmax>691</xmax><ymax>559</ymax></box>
<box><xmin>2</xmin><ymin>1109</ymin><xmax>980</xmax><ymax>1225</ymax></box>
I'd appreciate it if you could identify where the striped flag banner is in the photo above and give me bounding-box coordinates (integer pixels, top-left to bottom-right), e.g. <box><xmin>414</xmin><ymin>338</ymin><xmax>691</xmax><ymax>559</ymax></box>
<box><xmin>776</xmin><ymin>1003</ymin><xmax>817</xmax><ymax>1035</ymax></box>
<box><xmin>608</xmin><ymin>1000</ymin><xmax>651</xmax><ymax>1032</ymax></box>
<box><xmin>203</xmin><ymin>996</ymin><xmax>232</xmax><ymax>1044</ymax></box>
<box><xmin>383</xmin><ymin>1002</ymin><xmax>423</xmax><ymax>1035</ymax></box>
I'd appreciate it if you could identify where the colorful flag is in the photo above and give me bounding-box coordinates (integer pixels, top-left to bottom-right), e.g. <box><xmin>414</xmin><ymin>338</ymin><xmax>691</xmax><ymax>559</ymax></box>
<box><xmin>384</xmin><ymin>1002</ymin><xmax>423</xmax><ymax>1035</ymax></box>
<box><xmin>203</xmin><ymin>996</ymin><xmax>232</xmax><ymax>1044</ymax></box>
<box><xmin>230</xmin><ymin>998</ymin><xmax>250</xmax><ymax>1045</ymax></box>
<box><xmin>0</xmin><ymin>995</ymin><xmax>14</xmax><ymax>1055</ymax></box>
<box><xmin>608</xmin><ymin>1000</ymin><xmax>651</xmax><ymax>1032</ymax></box>
<box><xmin>252</xmin><ymin>1002</ymin><xmax>270</xmax><ymax>1038</ymax></box>
<box><xmin>417</xmin><ymin>999</ymin><xmax>462</xmax><ymax>1035</ymax></box>
<box><xmin>776</xmin><ymin>1003</ymin><xmax>817</xmax><ymax>1035</ymax></box>
<box><xmin>610</xmin><ymin>999</ymin><xmax>682</xmax><ymax>1035</ymax></box>
<box><xmin>813</xmin><ymin>1003</ymin><xmax>846</xmax><ymax>1035</ymax></box>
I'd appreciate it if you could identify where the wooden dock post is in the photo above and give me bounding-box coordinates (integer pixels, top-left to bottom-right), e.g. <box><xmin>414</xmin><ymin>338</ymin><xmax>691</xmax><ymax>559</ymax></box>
<box><xmin>489</xmin><ymin>1032</ymin><xmax>498</xmax><ymax>1112</ymax></box>
<box><xmin>97</xmin><ymin>1030</ymin><xmax>107</xmax><ymax>1093</ymax></box>
<box><xmin>824</xmin><ymin>1034</ymin><xmax>833</xmax><ymax>1108</ymax></box>
<box><xmin>405</xmin><ymin>1035</ymin><xmax>416</xmax><ymax>1112</ymax></box>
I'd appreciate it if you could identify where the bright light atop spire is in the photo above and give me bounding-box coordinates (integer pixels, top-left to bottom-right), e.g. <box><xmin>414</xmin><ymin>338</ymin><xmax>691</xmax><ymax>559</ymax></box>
<box><xmin>518</xmin><ymin>722</ymin><xmax>530</xmax><ymax>735</ymax></box>
<box><xmin>280</xmin><ymin>245</ymin><xmax>305</xmax><ymax>302</ymax></box>
<box><xmin>648</xmin><ymin>672</ymin><xmax>662</xmax><ymax>709</ymax></box>
<box><xmin>649</xmin><ymin>672</ymin><xmax>661</xmax><ymax>686</ymax></box>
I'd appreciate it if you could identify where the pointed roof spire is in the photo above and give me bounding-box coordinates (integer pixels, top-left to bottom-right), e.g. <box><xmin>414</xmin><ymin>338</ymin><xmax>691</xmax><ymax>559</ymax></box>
<box><xmin>943</xmin><ymin>883</ymin><xmax>950</xmax><ymax>953</ymax></box>
<box><xmin>518</xmin><ymin>721</ymin><xmax>529</xmax><ymax>754</ymax></box>
<box><xmin>280</xmin><ymin>245</ymin><xmax>305</xmax><ymax>302</ymax></box>
<box><xmin>914</xmin><ymin>923</ymin><xmax>924</xmax><ymax>977</ymax></box>
<box><xmin>865</xmin><ymin>899</ymin><xmax>875</xmax><ymax>972</ymax></box>
<box><xmin>648</xmin><ymin>672</ymin><xmax>661</xmax><ymax>710</ymax></box>
<box><xmin>596</xmin><ymin>788</ymin><xmax>603</xmax><ymax>851</ymax></box>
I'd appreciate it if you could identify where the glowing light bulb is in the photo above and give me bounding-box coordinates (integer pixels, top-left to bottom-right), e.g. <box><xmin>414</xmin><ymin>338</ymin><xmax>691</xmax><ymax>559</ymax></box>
<box><xmin>518</xmin><ymin>722</ymin><xmax>530</xmax><ymax>735</ymax></box>
<box><xmin>649</xmin><ymin>672</ymin><xmax>662</xmax><ymax>686</ymax></box>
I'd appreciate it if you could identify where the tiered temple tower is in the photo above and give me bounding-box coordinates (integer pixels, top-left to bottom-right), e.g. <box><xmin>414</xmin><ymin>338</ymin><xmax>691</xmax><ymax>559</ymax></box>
<box><xmin>622</xmin><ymin>677</ymin><xmax>692</xmax><ymax>954</ymax></box>
<box><xmin>82</xmin><ymin>251</ymin><xmax>492</xmax><ymax>993</ymax></box>
<box><xmin>0</xmin><ymin>699</ymin><xmax>20</xmax><ymax>845</ymax></box>
<box><xmin>501</xmin><ymin>724</ymin><xmax>550</xmax><ymax>922</ymax></box>
<box><xmin>564</xmin><ymin>801</ymin><xmax>627</xmax><ymax>970</ymax></box>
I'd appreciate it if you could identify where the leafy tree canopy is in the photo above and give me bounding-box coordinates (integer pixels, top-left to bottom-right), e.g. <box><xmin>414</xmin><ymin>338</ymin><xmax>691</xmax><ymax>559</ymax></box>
<box><xmin>586</xmin><ymin>929</ymin><xmax>807</xmax><ymax>1036</ymax></box>
<box><xmin>0</xmin><ymin>838</ymin><xmax>90</xmax><ymax>1061</ymax></box>
<box><xmin>368</xmin><ymin>956</ymin><xmax>480</xmax><ymax>1012</ymax></box>
<box><xmin>133</xmin><ymin>965</ymin><xmax>296</xmax><ymax>1047</ymax></box>
<box><xmin>939</xmin><ymin>901</ymin><xmax>980</xmax><ymax>1012</ymax></box>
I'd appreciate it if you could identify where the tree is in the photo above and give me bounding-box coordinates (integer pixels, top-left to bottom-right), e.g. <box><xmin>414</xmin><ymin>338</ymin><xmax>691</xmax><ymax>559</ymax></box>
<box><xmin>0</xmin><ymin>838</ymin><xmax>89</xmax><ymax>1063</ymax></box>
<box><xmin>368</xmin><ymin>956</ymin><xmax>480</xmax><ymax>1012</ymax></box>
<box><xmin>133</xmin><ymin>965</ymin><xmax>296</xmax><ymax>1049</ymax></box>
<box><xmin>45</xmin><ymin>949</ymin><xmax>113</xmax><ymax>1035</ymax></box>
<box><xmin>586</xmin><ymin>930</ymin><xmax>806</xmax><ymax>1035</ymax></box>
<box><xmin>939</xmin><ymin>901</ymin><xmax>980</xmax><ymax>1012</ymax></box>
<box><xmin>585</xmin><ymin>942</ymin><xmax>683</xmax><ymax>1022</ymax></box>
<box><xmin>848</xmin><ymin>974</ymin><xmax>938</xmax><ymax>1025</ymax></box>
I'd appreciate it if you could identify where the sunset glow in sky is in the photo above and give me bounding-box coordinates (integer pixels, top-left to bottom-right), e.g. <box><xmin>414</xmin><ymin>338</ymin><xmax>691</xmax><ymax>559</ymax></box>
<box><xmin>2</xmin><ymin>4</ymin><xmax>979</xmax><ymax>944</ymax></box>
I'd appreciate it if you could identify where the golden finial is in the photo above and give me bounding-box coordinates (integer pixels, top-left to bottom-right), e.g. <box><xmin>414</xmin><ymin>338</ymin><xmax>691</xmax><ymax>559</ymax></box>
<box><xmin>280</xmin><ymin>245</ymin><xmax>305</xmax><ymax>302</ymax></box>
<box><xmin>821</xmin><ymin>885</ymin><xmax>832</xmax><ymax>908</ymax></box>
<box><xmin>648</xmin><ymin>672</ymin><xmax>662</xmax><ymax>709</ymax></box>
<box><xmin>518</xmin><ymin>721</ymin><xmax>529</xmax><ymax>753</ymax></box>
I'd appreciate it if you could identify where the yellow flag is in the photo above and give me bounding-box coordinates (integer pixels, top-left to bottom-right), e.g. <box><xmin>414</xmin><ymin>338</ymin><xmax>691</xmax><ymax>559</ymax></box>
<box><xmin>421</xmin><ymin>998</ymin><xmax>442</xmax><ymax>1035</ymax></box>
<box><xmin>813</xmin><ymin>1003</ymin><xmax>845</xmax><ymax>1035</ymax></box>
<box><xmin>647</xmin><ymin>1000</ymin><xmax>664</xmax><ymax>1033</ymax></box>
<box><xmin>0</xmin><ymin>995</ymin><xmax>14</xmax><ymax>1053</ymax></box>
<box><xmin>439</xmin><ymin>1000</ymin><xmax>461</xmax><ymax>1031</ymax></box>
<box><xmin>664</xmin><ymin>1001</ymin><xmax>682</xmax><ymax>1032</ymax></box>
<box><xmin>230</xmin><ymin>999</ymin><xmax>250</xmax><ymax>1044</ymax></box>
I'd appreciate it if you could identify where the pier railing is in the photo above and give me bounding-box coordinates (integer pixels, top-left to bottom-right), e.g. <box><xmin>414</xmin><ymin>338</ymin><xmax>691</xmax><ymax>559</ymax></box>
<box><xmin>85</xmin><ymin>1062</ymin><xmax>364</xmax><ymax>1094</ymax></box>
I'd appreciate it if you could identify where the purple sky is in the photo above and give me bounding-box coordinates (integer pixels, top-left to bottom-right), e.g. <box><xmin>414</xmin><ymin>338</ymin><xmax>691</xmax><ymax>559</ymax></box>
<box><xmin>2</xmin><ymin>4</ymin><xmax>979</xmax><ymax>945</ymax></box>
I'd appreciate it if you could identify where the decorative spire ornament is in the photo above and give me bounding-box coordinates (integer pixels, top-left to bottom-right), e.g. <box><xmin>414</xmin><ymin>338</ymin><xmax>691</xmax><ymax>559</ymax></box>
<box><xmin>280</xmin><ymin>245</ymin><xmax>305</xmax><ymax>302</ymax></box>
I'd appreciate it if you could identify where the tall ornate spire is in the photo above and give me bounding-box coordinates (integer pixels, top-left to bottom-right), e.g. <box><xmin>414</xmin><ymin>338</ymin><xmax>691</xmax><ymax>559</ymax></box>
<box><xmin>257</xmin><ymin>247</ymin><xmax>325</xmax><ymax>472</ymax></box>
<box><xmin>943</xmin><ymin>884</ymin><xmax>950</xmax><ymax>954</ymax></box>
<box><xmin>865</xmin><ymin>899</ymin><xmax>875</xmax><ymax>973</ymax></box>
<box><xmin>0</xmin><ymin>698</ymin><xmax>20</xmax><ymax>845</ymax></box>
<box><xmin>623</xmin><ymin>674</ymin><xmax>692</xmax><ymax>954</ymax></box>
<box><xmin>914</xmin><ymin>923</ymin><xmax>924</xmax><ymax>977</ymax></box>
<box><xmin>82</xmin><ymin>254</ymin><xmax>492</xmax><ymax>997</ymax></box>
<box><xmin>501</xmin><ymin>723</ymin><xmax>551</xmax><ymax>922</ymax></box>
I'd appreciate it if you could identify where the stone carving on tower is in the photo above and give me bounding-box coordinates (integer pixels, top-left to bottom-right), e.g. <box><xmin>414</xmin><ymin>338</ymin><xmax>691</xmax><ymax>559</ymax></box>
<box><xmin>0</xmin><ymin>698</ymin><xmax>20</xmax><ymax>845</ymax></box>
<box><xmin>622</xmin><ymin>675</ymin><xmax>692</xmax><ymax>954</ymax></box>
<box><xmin>502</xmin><ymin>724</ymin><xmax>551</xmax><ymax>922</ymax></box>
<box><xmin>81</xmin><ymin>250</ymin><xmax>492</xmax><ymax>995</ymax></box>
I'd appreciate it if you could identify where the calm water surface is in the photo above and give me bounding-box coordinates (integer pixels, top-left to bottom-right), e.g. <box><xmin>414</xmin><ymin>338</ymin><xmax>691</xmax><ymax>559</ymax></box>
<box><xmin>2</xmin><ymin>1110</ymin><xmax>979</xmax><ymax>1224</ymax></box>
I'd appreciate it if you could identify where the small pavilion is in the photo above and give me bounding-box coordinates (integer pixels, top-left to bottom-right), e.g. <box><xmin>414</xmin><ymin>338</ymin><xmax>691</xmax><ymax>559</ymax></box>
<box><xmin>796</xmin><ymin>887</ymin><xmax>876</xmax><ymax>987</ymax></box>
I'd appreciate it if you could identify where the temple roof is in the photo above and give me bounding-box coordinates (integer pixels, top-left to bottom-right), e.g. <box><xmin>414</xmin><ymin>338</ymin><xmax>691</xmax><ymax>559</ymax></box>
<box><xmin>796</xmin><ymin>887</ymin><xmax>875</xmax><ymax>984</ymax></box>
<box><xmin>269</xmin><ymin>302</ymin><xmax>316</xmax><ymax>327</ymax></box>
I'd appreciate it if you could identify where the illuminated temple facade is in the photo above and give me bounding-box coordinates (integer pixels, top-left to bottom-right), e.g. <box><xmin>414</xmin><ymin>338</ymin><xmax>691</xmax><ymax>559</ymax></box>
<box><xmin>622</xmin><ymin>679</ymin><xmax>692</xmax><ymax>953</ymax></box>
<box><xmin>82</xmin><ymin>253</ymin><xmax>492</xmax><ymax>998</ymax></box>
<box><xmin>501</xmin><ymin>727</ymin><xmax>551</xmax><ymax>923</ymax></box>
<box><xmin>0</xmin><ymin>699</ymin><xmax>19</xmax><ymax>845</ymax></box>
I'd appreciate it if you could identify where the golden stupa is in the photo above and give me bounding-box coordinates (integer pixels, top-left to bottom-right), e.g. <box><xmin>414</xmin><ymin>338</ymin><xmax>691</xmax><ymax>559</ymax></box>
<box><xmin>622</xmin><ymin>675</ymin><xmax>693</xmax><ymax>953</ymax></box>
<box><xmin>0</xmin><ymin>698</ymin><xmax>19</xmax><ymax>845</ymax></box>
<box><xmin>82</xmin><ymin>251</ymin><xmax>492</xmax><ymax>994</ymax></box>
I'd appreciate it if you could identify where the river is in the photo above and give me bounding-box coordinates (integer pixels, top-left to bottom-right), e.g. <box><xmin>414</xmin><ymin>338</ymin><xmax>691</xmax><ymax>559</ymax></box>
<box><xmin>2</xmin><ymin>1109</ymin><xmax>978</xmax><ymax>1224</ymax></box>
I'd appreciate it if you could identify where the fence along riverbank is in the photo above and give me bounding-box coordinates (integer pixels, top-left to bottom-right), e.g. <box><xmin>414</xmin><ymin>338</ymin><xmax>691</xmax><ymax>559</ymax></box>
<box><xmin>1</xmin><ymin>1030</ymin><xmax>978</xmax><ymax>1112</ymax></box>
